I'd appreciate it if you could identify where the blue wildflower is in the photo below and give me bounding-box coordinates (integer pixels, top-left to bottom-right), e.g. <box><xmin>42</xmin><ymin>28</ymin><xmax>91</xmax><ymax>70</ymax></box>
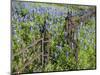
<box><xmin>66</xmin><ymin>51</ymin><xmax>69</xmax><ymax>58</ymax></box>
<box><xmin>30</xmin><ymin>26</ymin><xmax>33</xmax><ymax>31</ymax></box>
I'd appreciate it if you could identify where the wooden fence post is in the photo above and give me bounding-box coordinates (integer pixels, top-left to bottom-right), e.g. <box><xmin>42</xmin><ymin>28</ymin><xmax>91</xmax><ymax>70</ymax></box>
<box><xmin>65</xmin><ymin>11</ymin><xmax>79</xmax><ymax>63</ymax></box>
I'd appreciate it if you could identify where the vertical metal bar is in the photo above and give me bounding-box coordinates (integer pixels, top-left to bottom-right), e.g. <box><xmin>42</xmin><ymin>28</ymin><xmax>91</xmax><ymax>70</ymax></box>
<box><xmin>42</xmin><ymin>33</ymin><xmax>44</xmax><ymax>68</ymax></box>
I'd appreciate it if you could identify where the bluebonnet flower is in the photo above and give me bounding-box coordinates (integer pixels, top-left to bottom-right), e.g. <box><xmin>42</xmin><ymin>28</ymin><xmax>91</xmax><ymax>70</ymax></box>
<box><xmin>45</xmin><ymin>22</ymin><xmax>49</xmax><ymax>29</ymax></box>
<box><xmin>66</xmin><ymin>51</ymin><xmax>69</xmax><ymax>59</ymax></box>
<box><xmin>38</xmin><ymin>7</ymin><xmax>46</xmax><ymax>15</ymax></box>
<box><xmin>23</xmin><ymin>3</ymin><xmax>29</xmax><ymax>9</ymax></box>
<box><xmin>84</xmin><ymin>45</ymin><xmax>87</xmax><ymax>50</ymax></box>
<box><xmin>30</xmin><ymin>17</ymin><xmax>33</xmax><ymax>21</ymax></box>
<box><xmin>30</xmin><ymin>26</ymin><xmax>33</xmax><ymax>31</ymax></box>
<box><xmin>33</xmin><ymin>8</ymin><xmax>36</xmax><ymax>13</ymax></box>
<box><xmin>29</xmin><ymin>8</ymin><xmax>34</xmax><ymax>14</ymax></box>
<box><xmin>23</xmin><ymin>14</ymin><xmax>28</xmax><ymax>22</ymax></box>
<box><xmin>18</xmin><ymin>17</ymin><xmax>24</xmax><ymax>22</ymax></box>
<box><xmin>59</xmin><ymin>12</ymin><xmax>64</xmax><ymax>16</ymax></box>
<box><xmin>56</xmin><ymin>45</ymin><xmax>62</xmax><ymax>51</ymax></box>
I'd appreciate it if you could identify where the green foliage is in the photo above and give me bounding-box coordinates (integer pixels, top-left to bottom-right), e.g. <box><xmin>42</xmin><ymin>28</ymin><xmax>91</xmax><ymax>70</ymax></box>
<box><xmin>11</xmin><ymin>1</ymin><xmax>96</xmax><ymax>74</ymax></box>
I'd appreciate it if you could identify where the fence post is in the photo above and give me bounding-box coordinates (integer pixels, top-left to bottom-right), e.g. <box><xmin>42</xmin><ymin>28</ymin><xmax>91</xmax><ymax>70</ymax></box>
<box><xmin>65</xmin><ymin>11</ymin><xmax>79</xmax><ymax>63</ymax></box>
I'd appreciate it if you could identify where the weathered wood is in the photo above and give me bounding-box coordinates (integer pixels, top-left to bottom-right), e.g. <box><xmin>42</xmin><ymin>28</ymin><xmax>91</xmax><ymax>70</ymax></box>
<box><xmin>64</xmin><ymin>9</ymin><xmax>95</xmax><ymax>63</ymax></box>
